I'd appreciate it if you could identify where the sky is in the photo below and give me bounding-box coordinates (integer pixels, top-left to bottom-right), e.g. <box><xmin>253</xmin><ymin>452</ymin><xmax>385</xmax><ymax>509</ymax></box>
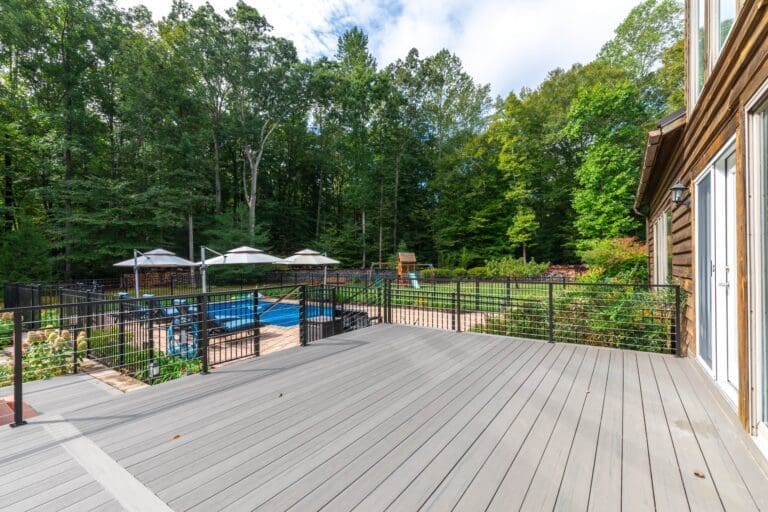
<box><xmin>115</xmin><ymin>0</ymin><xmax>640</xmax><ymax>98</ymax></box>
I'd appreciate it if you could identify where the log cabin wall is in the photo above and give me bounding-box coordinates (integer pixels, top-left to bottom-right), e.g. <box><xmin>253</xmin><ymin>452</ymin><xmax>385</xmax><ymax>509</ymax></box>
<box><xmin>640</xmin><ymin>0</ymin><xmax>768</xmax><ymax>429</ymax></box>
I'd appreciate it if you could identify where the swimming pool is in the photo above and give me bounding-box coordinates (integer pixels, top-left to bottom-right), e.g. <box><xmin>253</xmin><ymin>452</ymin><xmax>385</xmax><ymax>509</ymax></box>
<box><xmin>207</xmin><ymin>298</ymin><xmax>332</xmax><ymax>328</ymax></box>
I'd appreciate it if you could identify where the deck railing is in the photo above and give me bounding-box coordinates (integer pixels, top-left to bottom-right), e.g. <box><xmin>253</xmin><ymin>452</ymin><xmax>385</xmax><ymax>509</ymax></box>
<box><xmin>1</xmin><ymin>279</ymin><xmax>680</xmax><ymax>428</ymax></box>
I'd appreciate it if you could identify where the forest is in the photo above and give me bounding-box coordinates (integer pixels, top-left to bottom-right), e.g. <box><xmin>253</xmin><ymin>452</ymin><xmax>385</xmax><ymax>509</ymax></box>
<box><xmin>0</xmin><ymin>0</ymin><xmax>684</xmax><ymax>282</ymax></box>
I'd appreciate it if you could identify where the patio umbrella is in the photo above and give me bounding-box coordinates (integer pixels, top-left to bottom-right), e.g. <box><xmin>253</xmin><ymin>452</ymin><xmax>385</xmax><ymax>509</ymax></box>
<box><xmin>199</xmin><ymin>246</ymin><xmax>281</xmax><ymax>292</ymax></box>
<box><xmin>114</xmin><ymin>248</ymin><xmax>196</xmax><ymax>297</ymax></box>
<box><xmin>278</xmin><ymin>249</ymin><xmax>341</xmax><ymax>285</ymax></box>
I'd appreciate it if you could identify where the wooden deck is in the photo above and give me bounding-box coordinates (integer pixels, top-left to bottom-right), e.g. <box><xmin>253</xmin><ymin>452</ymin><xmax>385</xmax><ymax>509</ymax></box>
<box><xmin>1</xmin><ymin>324</ymin><xmax>768</xmax><ymax>511</ymax></box>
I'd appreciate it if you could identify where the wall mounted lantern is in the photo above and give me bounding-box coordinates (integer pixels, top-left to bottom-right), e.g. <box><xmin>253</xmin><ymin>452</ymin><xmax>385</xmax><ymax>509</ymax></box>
<box><xmin>670</xmin><ymin>182</ymin><xmax>689</xmax><ymax>206</ymax></box>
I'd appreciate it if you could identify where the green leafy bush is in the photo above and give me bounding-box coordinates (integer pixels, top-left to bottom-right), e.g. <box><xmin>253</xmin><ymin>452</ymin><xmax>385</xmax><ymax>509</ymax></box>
<box><xmin>134</xmin><ymin>354</ymin><xmax>201</xmax><ymax>384</ymax></box>
<box><xmin>452</xmin><ymin>268</ymin><xmax>467</xmax><ymax>278</ymax></box>
<box><xmin>577</xmin><ymin>237</ymin><xmax>648</xmax><ymax>283</ymax></box>
<box><xmin>467</xmin><ymin>267</ymin><xmax>488</xmax><ymax>278</ymax></box>
<box><xmin>20</xmin><ymin>328</ymin><xmax>86</xmax><ymax>382</ymax></box>
<box><xmin>472</xmin><ymin>284</ymin><xmax>675</xmax><ymax>353</ymax></box>
<box><xmin>0</xmin><ymin>313</ymin><xmax>12</xmax><ymax>349</ymax></box>
<box><xmin>484</xmin><ymin>257</ymin><xmax>549</xmax><ymax>278</ymax></box>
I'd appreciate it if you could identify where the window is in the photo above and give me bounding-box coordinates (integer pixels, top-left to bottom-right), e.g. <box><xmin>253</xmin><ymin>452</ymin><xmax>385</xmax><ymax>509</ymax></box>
<box><xmin>689</xmin><ymin>0</ymin><xmax>740</xmax><ymax>107</ymax></box>
<box><xmin>716</xmin><ymin>0</ymin><xmax>736</xmax><ymax>51</ymax></box>
<box><xmin>653</xmin><ymin>210</ymin><xmax>672</xmax><ymax>284</ymax></box>
<box><xmin>691</xmin><ymin>0</ymin><xmax>707</xmax><ymax>103</ymax></box>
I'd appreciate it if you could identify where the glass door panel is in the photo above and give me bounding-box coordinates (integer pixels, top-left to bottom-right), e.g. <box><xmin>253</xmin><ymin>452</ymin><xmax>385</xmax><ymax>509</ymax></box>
<box><xmin>697</xmin><ymin>172</ymin><xmax>713</xmax><ymax>368</ymax></box>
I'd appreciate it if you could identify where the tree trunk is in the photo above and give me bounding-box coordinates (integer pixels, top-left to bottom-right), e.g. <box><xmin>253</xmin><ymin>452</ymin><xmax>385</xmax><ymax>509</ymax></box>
<box><xmin>378</xmin><ymin>179</ymin><xmax>384</xmax><ymax>264</ymax></box>
<box><xmin>243</xmin><ymin>122</ymin><xmax>277</xmax><ymax>242</ymax></box>
<box><xmin>392</xmin><ymin>151</ymin><xmax>401</xmax><ymax>253</ymax></box>
<box><xmin>213</xmin><ymin>133</ymin><xmax>222</xmax><ymax>214</ymax></box>
<box><xmin>188</xmin><ymin>212</ymin><xmax>196</xmax><ymax>286</ymax></box>
<box><xmin>4</xmin><ymin>148</ymin><xmax>14</xmax><ymax>231</ymax></box>
<box><xmin>522</xmin><ymin>244</ymin><xmax>527</xmax><ymax>263</ymax></box>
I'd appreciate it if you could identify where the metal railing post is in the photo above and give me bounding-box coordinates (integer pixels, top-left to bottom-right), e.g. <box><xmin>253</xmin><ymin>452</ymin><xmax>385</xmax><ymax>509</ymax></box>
<box><xmin>85</xmin><ymin>291</ymin><xmax>93</xmax><ymax>360</ymax></box>
<box><xmin>199</xmin><ymin>294</ymin><xmax>209</xmax><ymax>374</ymax></box>
<box><xmin>11</xmin><ymin>310</ymin><xmax>26</xmax><ymax>427</ymax></box>
<box><xmin>118</xmin><ymin>299</ymin><xmax>126</xmax><ymax>368</ymax></box>
<box><xmin>475</xmin><ymin>278</ymin><xmax>480</xmax><ymax>310</ymax></box>
<box><xmin>548</xmin><ymin>282</ymin><xmax>555</xmax><ymax>343</ymax></box>
<box><xmin>674</xmin><ymin>285</ymin><xmax>682</xmax><ymax>356</ymax></box>
<box><xmin>331</xmin><ymin>287</ymin><xmax>338</xmax><ymax>336</ymax></box>
<box><xmin>253</xmin><ymin>289</ymin><xmax>260</xmax><ymax>357</ymax></box>
<box><xmin>456</xmin><ymin>281</ymin><xmax>462</xmax><ymax>332</ymax></box>
<box><xmin>451</xmin><ymin>292</ymin><xmax>457</xmax><ymax>331</ymax></box>
<box><xmin>299</xmin><ymin>285</ymin><xmax>307</xmax><ymax>346</ymax></box>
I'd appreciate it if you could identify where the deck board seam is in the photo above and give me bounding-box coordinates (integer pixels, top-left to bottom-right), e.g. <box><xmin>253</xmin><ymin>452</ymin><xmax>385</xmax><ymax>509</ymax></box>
<box><xmin>634</xmin><ymin>351</ymin><xmax>657</xmax><ymax>510</ymax></box>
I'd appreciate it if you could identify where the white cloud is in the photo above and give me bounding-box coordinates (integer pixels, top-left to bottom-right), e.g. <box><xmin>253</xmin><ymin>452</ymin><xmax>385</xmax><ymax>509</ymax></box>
<box><xmin>115</xmin><ymin>0</ymin><xmax>639</xmax><ymax>97</ymax></box>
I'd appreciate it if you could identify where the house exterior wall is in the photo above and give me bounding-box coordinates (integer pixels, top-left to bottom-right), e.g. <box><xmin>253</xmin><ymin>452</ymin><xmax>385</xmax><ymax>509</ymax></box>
<box><xmin>642</xmin><ymin>0</ymin><xmax>768</xmax><ymax>429</ymax></box>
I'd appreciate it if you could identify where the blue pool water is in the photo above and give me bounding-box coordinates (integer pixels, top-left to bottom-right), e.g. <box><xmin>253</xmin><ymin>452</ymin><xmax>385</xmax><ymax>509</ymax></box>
<box><xmin>207</xmin><ymin>299</ymin><xmax>332</xmax><ymax>328</ymax></box>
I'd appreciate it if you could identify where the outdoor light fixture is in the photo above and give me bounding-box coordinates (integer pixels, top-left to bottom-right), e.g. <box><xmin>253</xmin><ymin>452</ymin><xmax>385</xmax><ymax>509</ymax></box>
<box><xmin>670</xmin><ymin>182</ymin><xmax>689</xmax><ymax>206</ymax></box>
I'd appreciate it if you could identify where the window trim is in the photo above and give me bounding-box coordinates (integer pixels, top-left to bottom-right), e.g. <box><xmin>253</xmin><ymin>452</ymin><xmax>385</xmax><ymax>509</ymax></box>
<box><xmin>746</xmin><ymin>79</ymin><xmax>768</xmax><ymax>445</ymax></box>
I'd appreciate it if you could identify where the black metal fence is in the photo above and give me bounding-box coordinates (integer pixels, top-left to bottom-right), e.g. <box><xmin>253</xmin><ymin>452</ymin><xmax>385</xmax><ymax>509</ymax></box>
<box><xmin>1</xmin><ymin>278</ymin><xmax>680</xmax><ymax>428</ymax></box>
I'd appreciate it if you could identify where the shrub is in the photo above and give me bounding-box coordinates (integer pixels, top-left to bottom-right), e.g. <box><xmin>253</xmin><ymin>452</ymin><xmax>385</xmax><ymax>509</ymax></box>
<box><xmin>467</xmin><ymin>267</ymin><xmax>488</xmax><ymax>278</ymax></box>
<box><xmin>452</xmin><ymin>268</ymin><xmax>467</xmax><ymax>278</ymax></box>
<box><xmin>420</xmin><ymin>268</ymin><xmax>436</xmax><ymax>279</ymax></box>
<box><xmin>134</xmin><ymin>354</ymin><xmax>202</xmax><ymax>384</ymax></box>
<box><xmin>577</xmin><ymin>237</ymin><xmax>648</xmax><ymax>283</ymax></box>
<box><xmin>429</xmin><ymin>268</ymin><xmax>455</xmax><ymax>279</ymax></box>
<box><xmin>484</xmin><ymin>257</ymin><xmax>549</xmax><ymax>278</ymax></box>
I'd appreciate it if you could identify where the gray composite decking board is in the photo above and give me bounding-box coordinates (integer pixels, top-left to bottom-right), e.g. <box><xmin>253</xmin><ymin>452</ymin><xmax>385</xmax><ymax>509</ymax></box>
<box><xmin>281</xmin><ymin>340</ymin><xmax>553</xmax><ymax>512</ymax></box>
<box><xmin>587</xmin><ymin>349</ymin><xmax>624</xmax><ymax>512</ymax></box>
<box><xmin>649</xmin><ymin>354</ymin><xmax>725</xmax><ymax>511</ymax></box>
<box><xmin>81</xmin><ymin>326</ymin><xmax>449</xmax><ymax>447</ymax></box>
<box><xmin>516</xmin><ymin>346</ymin><xmax>601</xmax><ymax>512</ymax></box>
<box><xmin>620</xmin><ymin>350</ymin><xmax>655</xmax><ymax>512</ymax></box>
<box><xmin>277</xmin><ymin>341</ymin><xmax>559</xmax><ymax>512</ymax></box>
<box><xmin>175</xmin><ymin>334</ymin><xmax>533</xmax><ymax>511</ymax></box>
<box><xmin>4</xmin><ymin>474</ymin><xmax>93</xmax><ymax>512</ymax></box>
<box><xmin>142</xmin><ymin>330</ymin><xmax>504</xmax><ymax>487</ymax></box>
<box><xmin>235</xmin><ymin>337</ymin><xmax>536</xmax><ymax>511</ymax></box>
<box><xmin>355</xmin><ymin>342</ymin><xmax>559</xmax><ymax>512</ymax></box>
<box><xmin>33</xmin><ymin>481</ymin><xmax>106</xmax><ymax>512</ymax></box>
<box><xmin>635</xmin><ymin>352</ymin><xmax>689</xmax><ymax>512</ymax></box>
<box><xmin>95</xmin><ymin>330</ymin><xmax>428</xmax><ymax>453</ymax></box>
<box><xmin>417</xmin><ymin>343</ymin><xmax>567</xmax><ymax>512</ymax></box>
<box><xmin>106</xmin><ymin>332</ymin><xmax>452</xmax><ymax>468</ymax></box>
<box><xmin>485</xmin><ymin>345</ymin><xmax>595</xmax><ymax>512</ymax></box>
<box><xmin>677</xmin><ymin>357</ymin><xmax>768</xmax><ymax>509</ymax></box>
<box><xmin>664</xmin><ymin>357</ymin><xmax>760</xmax><ymax>511</ymax></box>
<box><xmin>319</xmin><ymin>341</ymin><xmax>554</xmax><ymax>512</ymax></box>
<box><xmin>59</xmin><ymin>490</ymin><xmax>117</xmax><ymax>512</ymax></box>
<box><xmin>3</xmin><ymin>326</ymin><xmax>768</xmax><ymax>512</ymax></box>
<box><xmin>552</xmin><ymin>348</ymin><xmax>611</xmax><ymax>512</ymax></box>
<box><xmin>450</xmin><ymin>344</ymin><xmax>581</xmax><ymax>511</ymax></box>
<box><xmin>113</xmin><ymin>328</ymin><xmax>468</xmax><ymax>465</ymax></box>
<box><xmin>144</xmin><ymin>330</ymin><xmax>509</xmax><ymax>498</ymax></box>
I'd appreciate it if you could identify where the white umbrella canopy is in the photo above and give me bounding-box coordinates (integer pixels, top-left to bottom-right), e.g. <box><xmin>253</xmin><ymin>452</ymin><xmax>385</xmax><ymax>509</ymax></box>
<box><xmin>203</xmin><ymin>246</ymin><xmax>281</xmax><ymax>266</ymax></box>
<box><xmin>114</xmin><ymin>248</ymin><xmax>196</xmax><ymax>297</ymax></box>
<box><xmin>199</xmin><ymin>246</ymin><xmax>281</xmax><ymax>292</ymax></box>
<box><xmin>278</xmin><ymin>249</ymin><xmax>340</xmax><ymax>286</ymax></box>
<box><xmin>114</xmin><ymin>248</ymin><xmax>197</xmax><ymax>268</ymax></box>
<box><xmin>279</xmin><ymin>249</ymin><xmax>340</xmax><ymax>266</ymax></box>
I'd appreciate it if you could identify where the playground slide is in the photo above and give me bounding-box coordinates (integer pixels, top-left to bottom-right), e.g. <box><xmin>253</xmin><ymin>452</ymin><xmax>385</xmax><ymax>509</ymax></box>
<box><xmin>407</xmin><ymin>271</ymin><xmax>421</xmax><ymax>289</ymax></box>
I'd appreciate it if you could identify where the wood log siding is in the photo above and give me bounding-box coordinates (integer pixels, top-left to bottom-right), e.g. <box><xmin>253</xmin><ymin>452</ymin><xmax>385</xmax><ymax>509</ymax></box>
<box><xmin>642</xmin><ymin>0</ymin><xmax>768</xmax><ymax>429</ymax></box>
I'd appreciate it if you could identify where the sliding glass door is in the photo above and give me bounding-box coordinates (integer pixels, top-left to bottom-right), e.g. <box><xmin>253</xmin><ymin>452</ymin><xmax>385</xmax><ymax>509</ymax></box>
<box><xmin>696</xmin><ymin>143</ymin><xmax>738</xmax><ymax>405</ymax></box>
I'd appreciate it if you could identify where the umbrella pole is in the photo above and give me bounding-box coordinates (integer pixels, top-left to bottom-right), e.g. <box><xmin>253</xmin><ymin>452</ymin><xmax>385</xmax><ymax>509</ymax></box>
<box><xmin>200</xmin><ymin>246</ymin><xmax>207</xmax><ymax>294</ymax></box>
<box><xmin>323</xmin><ymin>265</ymin><xmax>327</xmax><ymax>286</ymax></box>
<box><xmin>133</xmin><ymin>249</ymin><xmax>140</xmax><ymax>298</ymax></box>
